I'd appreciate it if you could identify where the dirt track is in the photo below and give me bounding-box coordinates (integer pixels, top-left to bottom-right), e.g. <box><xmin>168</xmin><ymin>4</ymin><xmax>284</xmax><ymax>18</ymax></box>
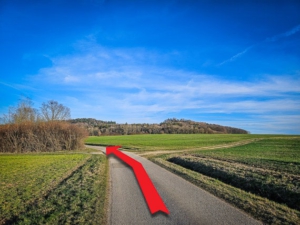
<box><xmin>138</xmin><ymin>138</ymin><xmax>259</xmax><ymax>156</ymax></box>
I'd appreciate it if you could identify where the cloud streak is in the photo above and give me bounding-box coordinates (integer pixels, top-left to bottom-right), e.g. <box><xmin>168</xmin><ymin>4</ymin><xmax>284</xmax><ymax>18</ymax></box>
<box><xmin>218</xmin><ymin>45</ymin><xmax>254</xmax><ymax>66</ymax></box>
<box><xmin>219</xmin><ymin>24</ymin><xmax>300</xmax><ymax>66</ymax></box>
<box><xmin>267</xmin><ymin>24</ymin><xmax>300</xmax><ymax>42</ymax></box>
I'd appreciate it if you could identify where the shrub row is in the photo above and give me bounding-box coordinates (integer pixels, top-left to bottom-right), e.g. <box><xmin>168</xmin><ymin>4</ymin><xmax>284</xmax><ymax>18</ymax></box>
<box><xmin>0</xmin><ymin>122</ymin><xmax>88</xmax><ymax>153</ymax></box>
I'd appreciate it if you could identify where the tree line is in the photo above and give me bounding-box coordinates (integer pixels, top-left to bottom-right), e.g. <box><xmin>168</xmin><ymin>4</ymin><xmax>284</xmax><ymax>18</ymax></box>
<box><xmin>69</xmin><ymin>118</ymin><xmax>249</xmax><ymax>136</ymax></box>
<box><xmin>0</xmin><ymin>99</ymin><xmax>249</xmax><ymax>153</ymax></box>
<box><xmin>0</xmin><ymin>99</ymin><xmax>87</xmax><ymax>153</ymax></box>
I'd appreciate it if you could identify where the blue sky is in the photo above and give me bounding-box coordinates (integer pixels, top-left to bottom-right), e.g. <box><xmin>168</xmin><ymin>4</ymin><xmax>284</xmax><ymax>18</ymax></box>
<box><xmin>0</xmin><ymin>0</ymin><xmax>300</xmax><ymax>134</ymax></box>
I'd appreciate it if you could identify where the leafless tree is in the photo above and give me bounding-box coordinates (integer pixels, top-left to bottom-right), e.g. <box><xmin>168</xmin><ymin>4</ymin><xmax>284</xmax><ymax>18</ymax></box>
<box><xmin>0</xmin><ymin>98</ymin><xmax>39</xmax><ymax>124</ymax></box>
<box><xmin>40</xmin><ymin>100</ymin><xmax>71</xmax><ymax>121</ymax></box>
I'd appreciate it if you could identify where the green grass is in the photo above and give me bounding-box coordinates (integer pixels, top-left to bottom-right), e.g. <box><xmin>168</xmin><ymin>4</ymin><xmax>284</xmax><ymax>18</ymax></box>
<box><xmin>189</xmin><ymin>138</ymin><xmax>300</xmax><ymax>174</ymax></box>
<box><xmin>149</xmin><ymin>137</ymin><xmax>300</xmax><ymax>225</ymax></box>
<box><xmin>9</xmin><ymin>134</ymin><xmax>293</xmax><ymax>223</ymax></box>
<box><xmin>85</xmin><ymin>134</ymin><xmax>283</xmax><ymax>151</ymax></box>
<box><xmin>0</xmin><ymin>152</ymin><xmax>109</xmax><ymax>225</ymax></box>
<box><xmin>86</xmin><ymin>134</ymin><xmax>300</xmax><ymax>224</ymax></box>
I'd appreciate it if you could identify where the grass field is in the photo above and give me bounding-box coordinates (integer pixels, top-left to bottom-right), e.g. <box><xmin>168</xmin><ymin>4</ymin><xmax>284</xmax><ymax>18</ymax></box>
<box><xmin>85</xmin><ymin>134</ymin><xmax>281</xmax><ymax>151</ymax></box>
<box><xmin>87</xmin><ymin>134</ymin><xmax>300</xmax><ymax>224</ymax></box>
<box><xmin>2</xmin><ymin>134</ymin><xmax>298</xmax><ymax>224</ymax></box>
<box><xmin>151</xmin><ymin>138</ymin><xmax>300</xmax><ymax>225</ymax></box>
<box><xmin>0</xmin><ymin>151</ymin><xmax>108</xmax><ymax>225</ymax></box>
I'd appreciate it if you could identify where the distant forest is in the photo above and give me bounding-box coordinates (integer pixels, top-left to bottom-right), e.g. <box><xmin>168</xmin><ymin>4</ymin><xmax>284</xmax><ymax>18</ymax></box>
<box><xmin>69</xmin><ymin>118</ymin><xmax>249</xmax><ymax>136</ymax></box>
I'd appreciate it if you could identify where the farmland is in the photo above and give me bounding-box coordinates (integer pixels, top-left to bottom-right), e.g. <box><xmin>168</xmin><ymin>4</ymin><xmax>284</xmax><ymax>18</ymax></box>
<box><xmin>1</xmin><ymin>134</ymin><xmax>299</xmax><ymax>224</ymax></box>
<box><xmin>85</xmin><ymin>134</ymin><xmax>276</xmax><ymax>151</ymax></box>
<box><xmin>87</xmin><ymin>134</ymin><xmax>300</xmax><ymax>224</ymax></box>
<box><xmin>0</xmin><ymin>152</ymin><xmax>108</xmax><ymax>225</ymax></box>
<box><xmin>151</xmin><ymin>137</ymin><xmax>300</xmax><ymax>224</ymax></box>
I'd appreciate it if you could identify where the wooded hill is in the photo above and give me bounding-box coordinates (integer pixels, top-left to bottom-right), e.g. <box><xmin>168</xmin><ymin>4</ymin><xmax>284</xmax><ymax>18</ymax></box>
<box><xmin>69</xmin><ymin>118</ymin><xmax>249</xmax><ymax>136</ymax></box>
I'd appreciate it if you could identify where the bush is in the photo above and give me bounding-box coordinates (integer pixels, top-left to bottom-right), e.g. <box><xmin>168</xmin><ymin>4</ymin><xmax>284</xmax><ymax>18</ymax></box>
<box><xmin>0</xmin><ymin>122</ymin><xmax>88</xmax><ymax>153</ymax></box>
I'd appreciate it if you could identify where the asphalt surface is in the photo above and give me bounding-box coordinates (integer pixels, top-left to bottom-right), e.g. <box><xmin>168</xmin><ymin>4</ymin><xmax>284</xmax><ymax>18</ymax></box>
<box><xmin>87</xmin><ymin>145</ymin><xmax>262</xmax><ymax>225</ymax></box>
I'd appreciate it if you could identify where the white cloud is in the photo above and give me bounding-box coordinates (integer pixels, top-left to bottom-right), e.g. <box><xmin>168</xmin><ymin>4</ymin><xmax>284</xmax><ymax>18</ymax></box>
<box><xmin>250</xmin><ymin>114</ymin><xmax>300</xmax><ymax>134</ymax></box>
<box><xmin>202</xmin><ymin>99</ymin><xmax>300</xmax><ymax>114</ymax></box>
<box><xmin>30</xmin><ymin>39</ymin><xmax>300</xmax><ymax>133</ymax></box>
<box><xmin>64</xmin><ymin>75</ymin><xmax>80</xmax><ymax>83</ymax></box>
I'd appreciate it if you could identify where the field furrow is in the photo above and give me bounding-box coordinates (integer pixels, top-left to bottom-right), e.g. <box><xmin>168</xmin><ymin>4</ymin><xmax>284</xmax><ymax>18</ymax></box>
<box><xmin>168</xmin><ymin>155</ymin><xmax>300</xmax><ymax>210</ymax></box>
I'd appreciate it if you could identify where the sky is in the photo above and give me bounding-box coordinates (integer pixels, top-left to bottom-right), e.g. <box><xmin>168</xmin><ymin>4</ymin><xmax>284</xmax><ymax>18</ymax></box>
<box><xmin>0</xmin><ymin>0</ymin><xmax>300</xmax><ymax>134</ymax></box>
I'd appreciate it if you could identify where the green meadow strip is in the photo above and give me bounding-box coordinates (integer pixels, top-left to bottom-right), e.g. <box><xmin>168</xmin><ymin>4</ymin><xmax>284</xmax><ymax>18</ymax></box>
<box><xmin>85</xmin><ymin>134</ymin><xmax>288</xmax><ymax>151</ymax></box>
<box><xmin>189</xmin><ymin>138</ymin><xmax>300</xmax><ymax>174</ymax></box>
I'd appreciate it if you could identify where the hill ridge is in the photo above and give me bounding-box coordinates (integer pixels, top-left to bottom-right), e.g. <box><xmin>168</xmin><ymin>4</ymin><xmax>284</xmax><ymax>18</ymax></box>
<box><xmin>69</xmin><ymin>118</ymin><xmax>249</xmax><ymax>135</ymax></box>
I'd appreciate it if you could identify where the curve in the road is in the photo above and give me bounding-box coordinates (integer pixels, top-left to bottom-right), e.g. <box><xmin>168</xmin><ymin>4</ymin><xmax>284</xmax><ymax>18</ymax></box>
<box><xmin>88</xmin><ymin>145</ymin><xmax>261</xmax><ymax>225</ymax></box>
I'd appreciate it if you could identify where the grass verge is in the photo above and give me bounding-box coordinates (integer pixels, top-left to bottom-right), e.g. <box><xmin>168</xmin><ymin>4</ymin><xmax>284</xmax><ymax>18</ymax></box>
<box><xmin>151</xmin><ymin>157</ymin><xmax>300</xmax><ymax>225</ymax></box>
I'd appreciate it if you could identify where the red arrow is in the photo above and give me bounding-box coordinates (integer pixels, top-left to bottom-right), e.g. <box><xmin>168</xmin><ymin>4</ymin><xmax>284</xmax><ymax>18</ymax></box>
<box><xmin>106</xmin><ymin>146</ymin><xmax>170</xmax><ymax>215</ymax></box>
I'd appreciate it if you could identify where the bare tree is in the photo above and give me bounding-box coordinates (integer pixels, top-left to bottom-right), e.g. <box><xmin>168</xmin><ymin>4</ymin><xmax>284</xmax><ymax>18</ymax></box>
<box><xmin>1</xmin><ymin>98</ymin><xmax>39</xmax><ymax>124</ymax></box>
<box><xmin>40</xmin><ymin>100</ymin><xmax>71</xmax><ymax>121</ymax></box>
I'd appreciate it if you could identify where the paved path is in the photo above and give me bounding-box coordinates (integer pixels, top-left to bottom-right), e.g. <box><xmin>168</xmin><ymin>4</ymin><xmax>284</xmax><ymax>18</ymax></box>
<box><xmin>87</xmin><ymin>145</ymin><xmax>261</xmax><ymax>225</ymax></box>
